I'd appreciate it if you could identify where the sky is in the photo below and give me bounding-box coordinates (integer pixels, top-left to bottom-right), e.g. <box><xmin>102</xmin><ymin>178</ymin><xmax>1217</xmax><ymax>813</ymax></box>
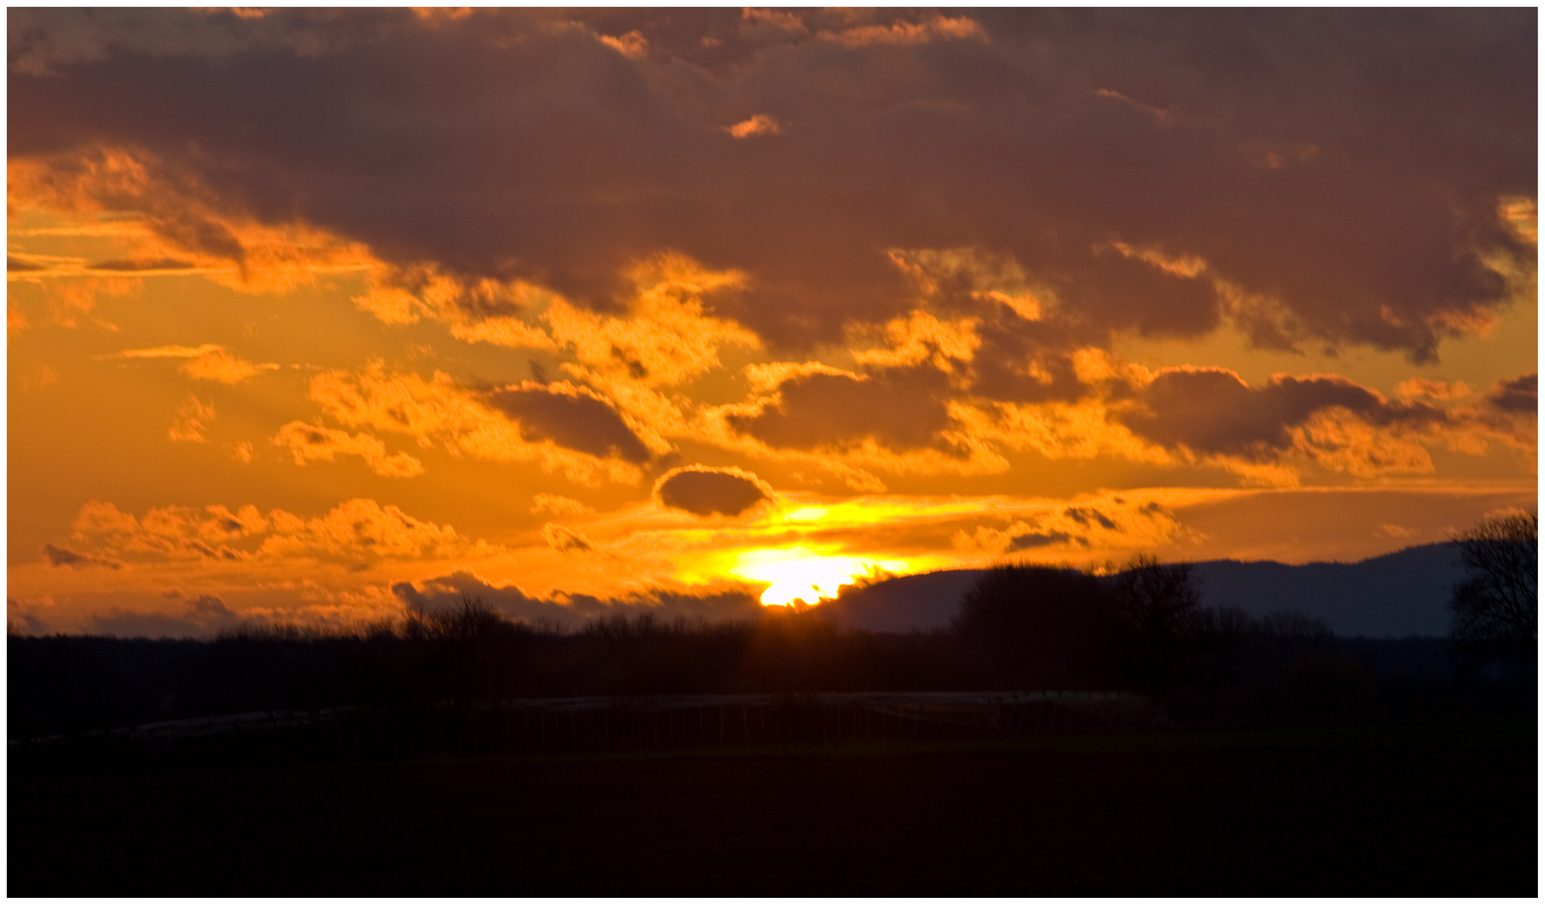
<box><xmin>6</xmin><ymin>8</ymin><xmax>1537</xmax><ymax>637</ymax></box>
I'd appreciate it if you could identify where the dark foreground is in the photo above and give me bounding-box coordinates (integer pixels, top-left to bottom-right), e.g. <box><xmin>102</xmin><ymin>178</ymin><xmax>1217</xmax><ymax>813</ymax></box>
<box><xmin>10</xmin><ymin>721</ymin><xmax>1536</xmax><ymax>896</ymax></box>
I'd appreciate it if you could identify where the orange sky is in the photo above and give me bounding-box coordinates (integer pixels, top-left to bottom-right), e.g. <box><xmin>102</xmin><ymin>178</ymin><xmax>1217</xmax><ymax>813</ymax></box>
<box><xmin>7</xmin><ymin>9</ymin><xmax>1537</xmax><ymax>636</ymax></box>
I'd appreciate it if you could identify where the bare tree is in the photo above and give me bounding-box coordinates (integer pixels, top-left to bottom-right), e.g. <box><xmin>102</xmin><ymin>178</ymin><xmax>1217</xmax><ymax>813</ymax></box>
<box><xmin>1449</xmin><ymin>511</ymin><xmax>1537</xmax><ymax>663</ymax></box>
<box><xmin>1109</xmin><ymin>555</ymin><xmax>1204</xmax><ymax>690</ymax></box>
<box><xmin>1111</xmin><ymin>555</ymin><xmax>1202</xmax><ymax>638</ymax></box>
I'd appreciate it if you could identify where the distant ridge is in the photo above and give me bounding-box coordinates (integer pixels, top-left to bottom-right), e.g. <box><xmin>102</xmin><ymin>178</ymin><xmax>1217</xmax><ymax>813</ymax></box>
<box><xmin>821</xmin><ymin>543</ymin><xmax>1464</xmax><ymax>638</ymax></box>
<box><xmin>1190</xmin><ymin>542</ymin><xmax>1461</xmax><ymax>638</ymax></box>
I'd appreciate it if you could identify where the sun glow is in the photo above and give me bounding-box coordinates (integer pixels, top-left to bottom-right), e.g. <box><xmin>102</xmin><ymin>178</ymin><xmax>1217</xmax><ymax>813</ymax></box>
<box><xmin>728</xmin><ymin>546</ymin><xmax>911</xmax><ymax>607</ymax></box>
<box><xmin>784</xmin><ymin>507</ymin><xmax>829</xmax><ymax>521</ymax></box>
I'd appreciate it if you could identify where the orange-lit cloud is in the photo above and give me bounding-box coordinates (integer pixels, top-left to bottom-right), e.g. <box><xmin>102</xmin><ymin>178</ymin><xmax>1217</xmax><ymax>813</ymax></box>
<box><xmin>531</xmin><ymin>494</ymin><xmax>592</xmax><ymax>518</ymax></box>
<box><xmin>168</xmin><ymin>394</ymin><xmax>217</xmax><ymax>443</ymax></box>
<box><xmin>725</xmin><ymin>114</ymin><xmax>782</xmax><ymax>139</ymax></box>
<box><xmin>821</xmin><ymin>14</ymin><xmax>987</xmax><ymax>47</ymax></box>
<box><xmin>351</xmin><ymin>263</ymin><xmax>557</xmax><ymax>349</ymax></box>
<box><xmin>102</xmin><ymin>343</ymin><xmax>279</xmax><ymax>383</ymax></box>
<box><xmin>307</xmin><ymin>362</ymin><xmax>653</xmax><ymax>486</ymax></box>
<box><xmin>272</xmin><ymin>421</ymin><xmax>425</xmax><ymax>478</ymax></box>
<box><xmin>67</xmin><ymin>498</ymin><xmax>475</xmax><ymax>566</ymax></box>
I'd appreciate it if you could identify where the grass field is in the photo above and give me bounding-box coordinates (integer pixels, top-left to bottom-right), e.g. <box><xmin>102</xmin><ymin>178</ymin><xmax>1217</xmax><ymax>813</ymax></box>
<box><xmin>10</xmin><ymin>720</ymin><xmax>1536</xmax><ymax>895</ymax></box>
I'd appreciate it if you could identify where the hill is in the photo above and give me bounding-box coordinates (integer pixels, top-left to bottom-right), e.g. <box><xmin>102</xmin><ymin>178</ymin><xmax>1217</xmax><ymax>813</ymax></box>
<box><xmin>1191</xmin><ymin>543</ymin><xmax>1461</xmax><ymax>637</ymax></box>
<box><xmin>820</xmin><ymin>544</ymin><xmax>1464</xmax><ymax>638</ymax></box>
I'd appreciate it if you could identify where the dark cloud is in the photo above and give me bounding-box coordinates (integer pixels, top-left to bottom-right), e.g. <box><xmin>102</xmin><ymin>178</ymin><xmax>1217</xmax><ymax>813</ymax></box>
<box><xmin>1488</xmin><ymin>372</ymin><xmax>1537</xmax><ymax>414</ymax></box>
<box><xmin>7</xmin><ymin>603</ymin><xmax>48</xmax><ymax>637</ymax></box>
<box><xmin>1064</xmin><ymin>507</ymin><xmax>1117</xmax><ymax>530</ymax></box>
<box><xmin>88</xmin><ymin>610</ymin><xmax>208</xmax><ymax>638</ymax></box>
<box><xmin>88</xmin><ymin>594</ymin><xmax>239</xmax><ymax>639</ymax></box>
<box><xmin>656</xmin><ymin>466</ymin><xmax>770</xmax><ymax>517</ymax></box>
<box><xmin>392</xmin><ymin>570</ymin><xmax>762</xmax><ymax>628</ymax></box>
<box><xmin>485</xmin><ymin>384</ymin><xmax>651</xmax><ymax>463</ymax></box>
<box><xmin>729</xmin><ymin>366</ymin><xmax>958</xmax><ymax>453</ymax></box>
<box><xmin>7</xmin><ymin>255</ymin><xmax>43</xmax><ymax>272</ymax></box>
<box><xmin>87</xmin><ymin>257</ymin><xmax>195</xmax><ymax>272</ymax></box>
<box><xmin>1008</xmin><ymin>531</ymin><xmax>1083</xmax><ymax>551</ymax></box>
<box><xmin>542</xmin><ymin>523</ymin><xmax>595</xmax><ymax>554</ymax></box>
<box><xmin>967</xmin><ymin>338</ymin><xmax>1091</xmax><ymax>405</ymax></box>
<box><xmin>184</xmin><ymin>594</ymin><xmax>236</xmax><ymax>619</ymax></box>
<box><xmin>9</xmin><ymin>9</ymin><xmax>1531</xmax><ymax>358</ymax></box>
<box><xmin>1115</xmin><ymin>368</ymin><xmax>1445</xmax><ymax>460</ymax></box>
<box><xmin>42</xmin><ymin>543</ymin><xmax>120</xmax><ymax>569</ymax></box>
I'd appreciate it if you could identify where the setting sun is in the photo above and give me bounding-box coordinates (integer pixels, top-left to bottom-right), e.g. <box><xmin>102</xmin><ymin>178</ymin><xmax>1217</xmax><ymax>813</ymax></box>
<box><xmin>728</xmin><ymin>547</ymin><xmax>911</xmax><ymax>607</ymax></box>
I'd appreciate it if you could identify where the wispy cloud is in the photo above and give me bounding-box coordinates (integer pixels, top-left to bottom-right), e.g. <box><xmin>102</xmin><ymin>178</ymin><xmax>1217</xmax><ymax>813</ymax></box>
<box><xmin>101</xmin><ymin>343</ymin><xmax>279</xmax><ymax>383</ymax></box>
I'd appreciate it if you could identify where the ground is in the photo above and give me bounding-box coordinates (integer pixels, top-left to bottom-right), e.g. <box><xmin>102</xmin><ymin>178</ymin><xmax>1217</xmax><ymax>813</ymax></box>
<box><xmin>9</xmin><ymin>722</ymin><xmax>1536</xmax><ymax>895</ymax></box>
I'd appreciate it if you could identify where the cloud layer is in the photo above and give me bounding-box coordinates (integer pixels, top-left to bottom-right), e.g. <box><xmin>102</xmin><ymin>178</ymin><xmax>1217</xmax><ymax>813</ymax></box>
<box><xmin>10</xmin><ymin>8</ymin><xmax>1534</xmax><ymax>359</ymax></box>
<box><xmin>6</xmin><ymin>10</ymin><xmax>1535</xmax><ymax>637</ymax></box>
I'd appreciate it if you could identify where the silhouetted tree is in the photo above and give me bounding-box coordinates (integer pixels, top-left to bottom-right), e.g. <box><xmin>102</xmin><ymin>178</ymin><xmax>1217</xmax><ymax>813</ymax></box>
<box><xmin>1108</xmin><ymin>555</ymin><xmax>1205</xmax><ymax>687</ymax></box>
<box><xmin>952</xmin><ymin>565</ymin><xmax>1117</xmax><ymax>687</ymax></box>
<box><xmin>1449</xmin><ymin>511</ymin><xmax>1537</xmax><ymax>665</ymax></box>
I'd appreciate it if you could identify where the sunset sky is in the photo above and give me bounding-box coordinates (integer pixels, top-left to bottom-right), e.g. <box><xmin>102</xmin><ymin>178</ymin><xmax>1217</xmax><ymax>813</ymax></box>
<box><xmin>7</xmin><ymin>8</ymin><xmax>1536</xmax><ymax>636</ymax></box>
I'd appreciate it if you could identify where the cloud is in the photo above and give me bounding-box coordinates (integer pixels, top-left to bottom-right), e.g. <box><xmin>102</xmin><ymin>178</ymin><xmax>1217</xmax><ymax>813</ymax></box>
<box><xmin>728</xmin><ymin>364</ymin><xmax>958</xmax><ymax>454</ymax></box>
<box><xmin>1399</xmin><ymin>379</ymin><xmax>1472</xmax><ymax>401</ymax></box>
<box><xmin>1107</xmin><ymin>366</ymin><xmax>1477</xmax><ymax>480</ymax></box>
<box><xmin>543</xmin><ymin>254</ymin><xmax>758</xmax><ymax>388</ymax></box>
<box><xmin>259</xmin><ymin>499</ymin><xmax>468</xmax><ymax>563</ymax></box>
<box><xmin>350</xmin><ymin>263</ymin><xmax>557</xmax><ymax>349</ymax></box>
<box><xmin>103</xmin><ymin>343</ymin><xmax>216</xmax><ymax>359</ymax></box>
<box><xmin>87</xmin><ymin>256</ymin><xmax>195</xmax><ymax>273</ymax></box>
<box><xmin>102</xmin><ymin>343</ymin><xmax>279</xmax><ymax>383</ymax></box>
<box><xmin>943</xmin><ymin>496</ymin><xmax>1189</xmax><ymax>558</ymax></box>
<box><xmin>67</xmin><ymin>498</ymin><xmax>472</xmax><ymax>566</ymax></box>
<box><xmin>819</xmin><ymin>13</ymin><xmax>988</xmax><ymax>47</ymax></box>
<box><xmin>1064</xmin><ymin>506</ymin><xmax>1117</xmax><ymax>530</ymax></box>
<box><xmin>724</xmin><ymin>113</ymin><xmax>781</xmax><ymax>138</ymax></box>
<box><xmin>168</xmin><ymin>394</ymin><xmax>216</xmax><ymax>443</ymax></box>
<box><xmin>88</xmin><ymin>594</ymin><xmax>240</xmax><ymax>639</ymax></box>
<box><xmin>542</xmin><ymin>523</ymin><xmax>595</xmax><ymax>554</ymax></box>
<box><xmin>1118</xmin><ymin>368</ymin><xmax>1409</xmax><ymax>460</ymax></box>
<box><xmin>180</xmin><ymin>348</ymin><xmax>279</xmax><ymax>383</ymax></box>
<box><xmin>1007</xmin><ymin>531</ymin><xmax>1080</xmax><ymax>551</ymax></box>
<box><xmin>655</xmin><ymin>466</ymin><xmax>772</xmax><ymax>517</ymax></box>
<box><xmin>531</xmin><ymin>493</ymin><xmax>592</xmax><ymax>517</ymax></box>
<box><xmin>8</xmin><ymin>9</ymin><xmax>1530</xmax><ymax>360</ymax></box>
<box><xmin>392</xmin><ymin>569</ymin><xmax>762</xmax><ymax>628</ymax></box>
<box><xmin>485</xmin><ymin>381</ymin><xmax>653</xmax><ymax>464</ymax></box>
<box><xmin>1487</xmin><ymin>372</ymin><xmax>1536</xmax><ymax>414</ymax></box>
<box><xmin>42</xmin><ymin>543</ymin><xmax>120</xmax><ymax>569</ymax></box>
<box><xmin>307</xmin><ymin>362</ymin><xmax>648</xmax><ymax>486</ymax></box>
<box><xmin>272</xmin><ymin>421</ymin><xmax>426</xmax><ymax>477</ymax></box>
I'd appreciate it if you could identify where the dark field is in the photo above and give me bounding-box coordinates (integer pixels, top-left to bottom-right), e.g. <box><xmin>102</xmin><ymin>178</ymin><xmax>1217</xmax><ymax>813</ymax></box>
<box><xmin>10</xmin><ymin>723</ymin><xmax>1536</xmax><ymax>896</ymax></box>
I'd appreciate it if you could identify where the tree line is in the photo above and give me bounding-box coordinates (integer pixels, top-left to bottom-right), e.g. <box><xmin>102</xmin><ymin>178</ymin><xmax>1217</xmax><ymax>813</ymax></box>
<box><xmin>13</xmin><ymin>517</ymin><xmax>1534</xmax><ymax>744</ymax></box>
